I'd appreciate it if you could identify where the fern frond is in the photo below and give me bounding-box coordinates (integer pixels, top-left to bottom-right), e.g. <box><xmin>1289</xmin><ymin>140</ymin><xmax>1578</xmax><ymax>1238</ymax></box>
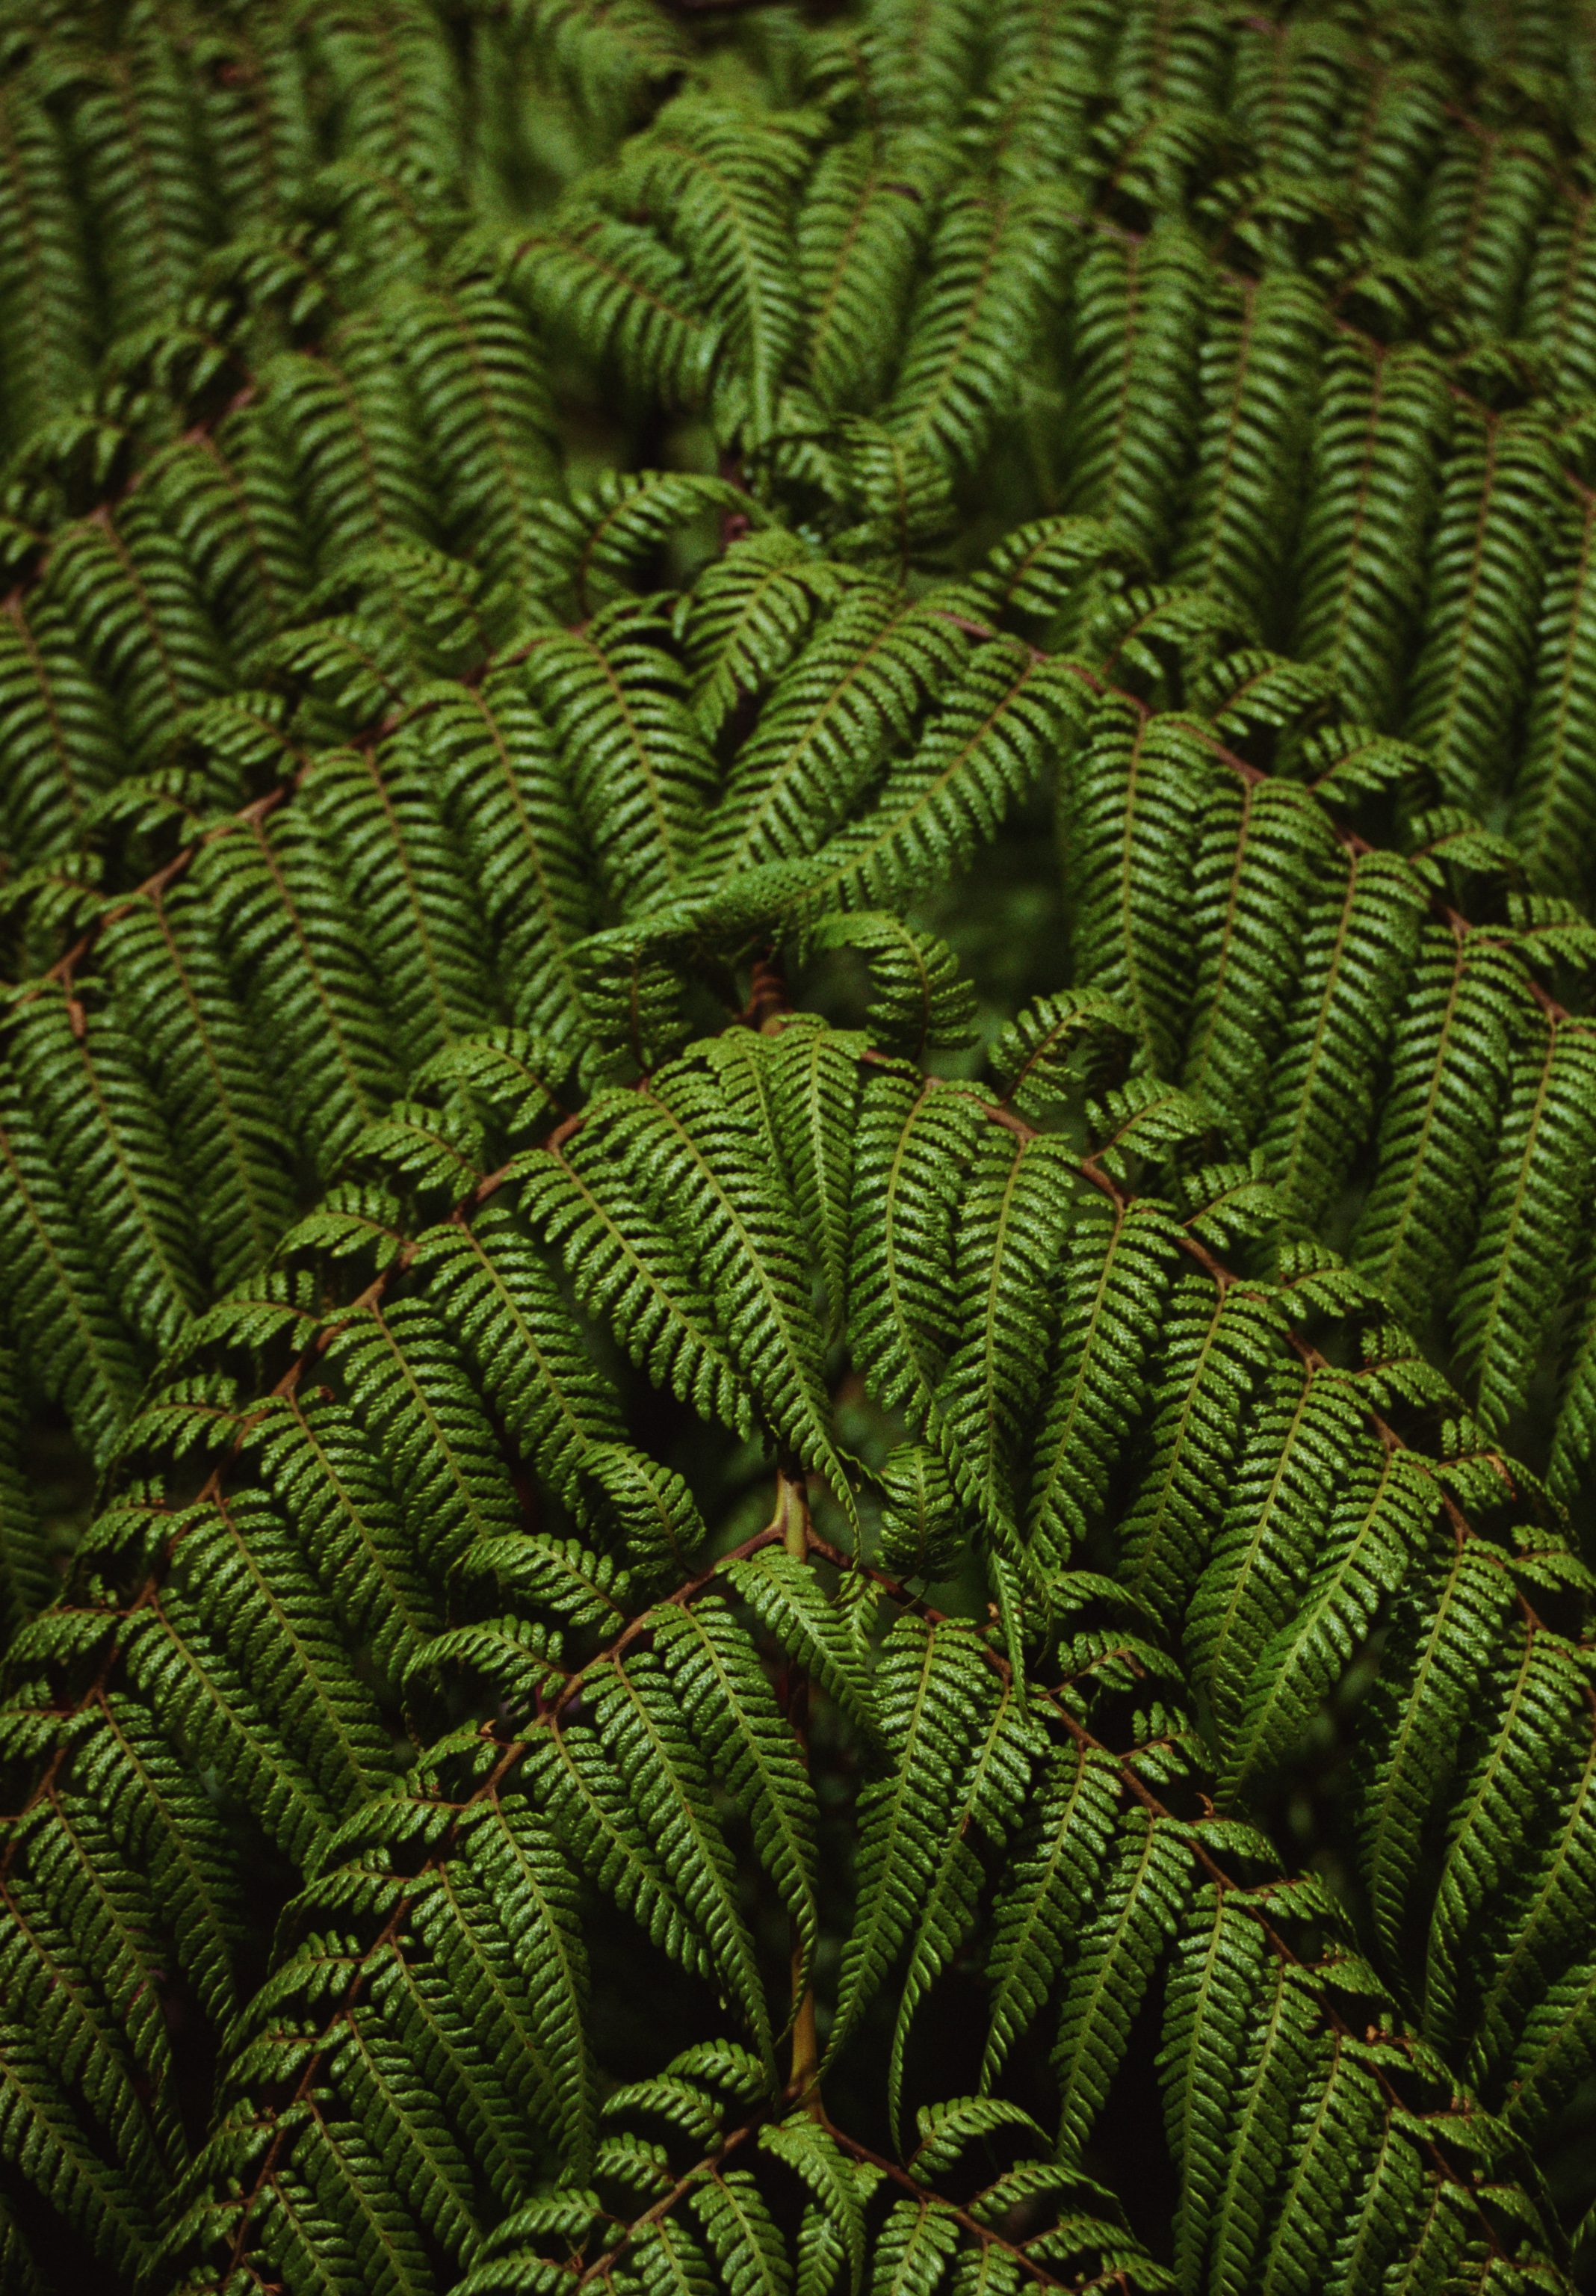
<box><xmin>516</xmin><ymin>1097</ymin><xmax>754</xmax><ymax>1433</ymax></box>
<box><xmin>300</xmin><ymin>741</ymin><xmax>495</xmax><ymax>1058</ymax></box>
<box><xmin>887</xmin><ymin>1658</ymin><xmax>1034</xmax><ymax>2141</ymax></box>
<box><xmin>981</xmin><ymin>1731</ymin><xmax>1122</xmax><ymax>2092</ymax></box>
<box><xmin>808</xmin><ymin>913</ymin><xmax>974</xmax><ymax>1064</ymax></box>
<box><xmin>681</xmin><ymin>534</ymin><xmax>848</xmax><ymax>743</ymax></box>
<box><xmin>1024</xmin><ymin>1194</ymin><xmax>1180</xmax><ymax>1573</ymax></box>
<box><xmin>847</xmin><ymin>1064</ymin><xmax>986</xmax><ymax>1426</ymax></box>
<box><xmin>1420</xmin><ymin>121</ymin><xmax>1553</xmax><ymax>338</ymax></box>
<box><xmin>590</xmin><ymin>1640</ymin><xmax>776</xmax><ymax>2072</ymax></box>
<box><xmin>1256</xmin><ymin>844</ymin><xmax>1426</xmax><ymax>1231</ymax></box>
<box><xmin>1222</xmin><ymin>1445</ymin><xmax>1435</xmax><ymax>1803</ymax></box>
<box><xmin>1186</xmin><ymin>1361</ymin><xmax>1374</xmax><ymax>1762</ymax></box>
<box><xmin>245</xmin><ymin>1386</ymin><xmax>438</xmax><ymax>1688</ymax></box>
<box><xmin>0</xmin><ymin>1341</ymin><xmax>49</xmax><ymax>1645</ymax></box>
<box><xmin>1181</xmin><ymin>776</ymin><xmax>1333</xmax><ymax>1138</ymax></box>
<box><xmin>690</xmin><ymin>586</ymin><xmax>965</xmax><ymax>886</ymax></box>
<box><xmin>530</xmin><ymin>469</ymin><xmax>755</xmax><ymax>626</ymax></box>
<box><xmin>1159</xmin><ymin>1885</ymin><xmax>1271</xmax><ymax>2291</ymax></box>
<box><xmin>500</xmin><ymin>206</ymin><xmax>721</xmax><ymax>411</ymax></box>
<box><xmin>1506</xmin><ymin>478</ymin><xmax>1596</xmax><ymax>894</ymax></box>
<box><xmin>262</xmin><ymin>333</ymin><xmax>436</xmax><ymax>575</ymax></box>
<box><xmin>1348</xmin><ymin>928</ymin><xmax>1521</xmax><ymax>1336</ymax></box>
<box><xmin>883</xmin><ymin>188</ymin><xmax>1063</xmax><ymax>473</ymax></box>
<box><xmin>384</xmin><ymin>278</ymin><xmax>561</xmax><ymax>594</ymax></box>
<box><xmin>1063</xmin><ymin>223</ymin><xmax>1208</xmax><ymax>567</ymax></box>
<box><xmin>1402</xmin><ymin>407</ymin><xmax>1560</xmax><ymax>812</ymax></box>
<box><xmin>1422</xmin><ymin>1627</ymin><xmax>1593</xmax><ymax>2063</ymax></box>
<box><xmin>0</xmin><ymin>599</ymin><xmax>124</xmax><ymax>871</ymax></box>
<box><xmin>55</xmin><ymin>18</ymin><xmax>214</xmax><ymax>339</ymax></box>
<box><xmin>1117</xmin><ymin>1275</ymin><xmax>1291</xmax><ymax>1629</ymax></box>
<box><xmin>794</xmin><ymin>638</ymin><xmax>1085</xmax><ymax>916</ymax></box>
<box><xmin>1171</xmin><ymin>271</ymin><xmax>1326</xmax><ymax>641</ymax></box>
<box><xmin>415</xmin><ymin>673</ymin><xmax>594</xmax><ymax>1043</ymax></box>
<box><xmin>527</xmin><ymin>603</ymin><xmax>717</xmax><ymax>916</ymax></box>
<box><xmin>1352</xmin><ymin>1538</ymin><xmax>1522</xmax><ymax>1982</ymax></box>
<box><xmin>830</xmin><ymin>1617</ymin><xmax>992</xmax><ymax>2058</ymax></box>
<box><xmin>0</xmin><ymin>66</ymin><xmax>93</xmax><ymax>457</ymax></box>
<box><xmin>99</xmin><ymin>886</ymin><xmax>297</xmax><ymax>1292</ymax></box>
<box><xmin>7</xmin><ymin>990</ymin><xmax>201</xmax><ymax>1356</ymax></box>
<box><xmin>410</xmin><ymin>1207</ymin><xmax>627</xmax><ymax>1519</ymax></box>
<box><xmin>327</xmin><ymin>1291</ymin><xmax>526</xmax><ymax>1590</ymax></box>
<box><xmin>796</xmin><ymin>130</ymin><xmax>938</xmax><ymax>412</ymax></box>
<box><xmin>654</xmin><ymin>1593</ymin><xmax>820</xmax><ymax>2016</ymax></box>
<box><xmin>764</xmin><ymin>1014</ymin><xmax>864</xmax><ymax>1340</ymax></box>
<box><xmin>1451</xmin><ymin>1013</ymin><xmax>1596</xmax><ymax>1436</ymax></box>
<box><xmin>1051</xmin><ymin>1803</ymin><xmax>1191</xmax><ymax>2159</ymax></box>
<box><xmin>727</xmin><ymin>1548</ymin><xmax>882</xmax><ymax>1747</ymax></box>
<box><xmin>977</xmin><ymin>0</ymin><xmax>1119</xmax><ymax>183</ymax></box>
<box><xmin>618</xmin><ymin>1052</ymin><xmax>853</xmax><ymax>1513</ymax></box>
<box><xmin>0</xmin><ymin>1082</ymin><xmax>143</xmax><ymax>1466</ymax></box>
<box><xmin>1065</xmin><ymin>696</ymin><xmax>1207</xmax><ymax>1079</ymax></box>
<box><xmin>511</xmin><ymin>0</ymin><xmax>690</xmax><ymax>126</ymax></box>
<box><xmin>45</xmin><ymin>502</ymin><xmax>227</xmax><ymax>774</ymax></box>
<box><xmin>161</xmin><ymin>1486</ymin><xmax>398</xmax><ymax>1812</ymax></box>
<box><xmin>198</xmin><ymin>800</ymin><xmax>403</xmax><ymax>1179</ymax></box>
<box><xmin>1292</xmin><ymin>338</ymin><xmax>1453</xmax><ymax>730</ymax></box>
<box><xmin>930</xmin><ymin>1129</ymin><xmax>1078</xmax><ymax>1546</ymax></box>
<box><xmin>618</xmin><ymin>98</ymin><xmax>817</xmax><ymax>445</ymax></box>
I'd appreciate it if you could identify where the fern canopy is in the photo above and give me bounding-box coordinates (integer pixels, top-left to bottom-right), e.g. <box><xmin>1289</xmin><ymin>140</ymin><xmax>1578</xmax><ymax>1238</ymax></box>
<box><xmin>3</xmin><ymin>3</ymin><xmax>1596</xmax><ymax>2295</ymax></box>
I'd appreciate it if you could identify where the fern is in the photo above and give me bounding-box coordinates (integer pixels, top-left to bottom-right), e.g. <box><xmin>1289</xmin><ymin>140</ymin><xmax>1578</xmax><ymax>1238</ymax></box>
<box><xmin>4</xmin><ymin>3</ymin><xmax>1596</xmax><ymax>2293</ymax></box>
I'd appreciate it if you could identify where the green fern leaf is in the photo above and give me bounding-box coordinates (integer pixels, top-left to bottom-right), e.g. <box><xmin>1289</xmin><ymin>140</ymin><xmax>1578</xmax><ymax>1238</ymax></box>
<box><xmin>414</xmin><ymin>675</ymin><xmax>594</xmax><ymax>1044</ymax></box>
<box><xmin>690</xmin><ymin>587</ymin><xmax>966</xmax><ymax>886</ymax></box>
<box><xmin>588</xmin><ymin>1641</ymin><xmax>775</xmax><ymax>2073</ymax></box>
<box><xmin>883</xmin><ymin>188</ymin><xmax>1063</xmax><ymax>472</ymax></box>
<box><xmin>1348</xmin><ymin>928</ymin><xmax>1521</xmax><ymax>1335</ymax></box>
<box><xmin>197</xmin><ymin>802</ymin><xmax>403</xmax><ymax>1179</ymax></box>
<box><xmin>1451</xmin><ymin>1015</ymin><xmax>1596</xmax><ymax>1436</ymax></box>
<box><xmin>527</xmin><ymin>603</ymin><xmax>718</xmax><ymax>917</ymax></box>
<box><xmin>726</xmin><ymin>1549</ymin><xmax>882</xmax><ymax>1746</ymax></box>
<box><xmin>1065</xmin><ymin>697</ymin><xmax>1205</xmax><ymax>1076</ymax></box>
<box><xmin>1402</xmin><ymin>407</ymin><xmax>1559</xmax><ymax>812</ymax></box>
<box><xmin>930</xmin><ymin>1129</ymin><xmax>1079</xmax><ymax>1545</ymax></box>
<box><xmin>654</xmin><ymin>1595</ymin><xmax>820</xmax><ymax>2013</ymax></box>
<box><xmin>599</xmin><ymin>1054</ymin><xmax>854</xmax><ymax>1518</ymax></box>
<box><xmin>1064</xmin><ymin>223</ymin><xmax>1208</xmax><ymax>566</ymax></box>
<box><xmin>832</xmin><ymin>1616</ymin><xmax>992</xmax><ymax>2058</ymax></box>
<box><xmin>515</xmin><ymin>1104</ymin><xmax>754</xmax><ymax>1436</ymax></box>
<box><xmin>981</xmin><ymin>1735</ymin><xmax>1122</xmax><ymax>2089</ymax></box>
<box><xmin>887</xmin><ymin>1661</ymin><xmax>1036</xmax><ymax>2141</ymax></box>
<box><xmin>1222</xmin><ymin>1445</ymin><xmax>1435</xmax><ymax>1802</ymax></box>
<box><xmin>410</xmin><ymin>1208</ymin><xmax>628</xmax><ymax>1519</ymax></box>
<box><xmin>690</xmin><ymin>2170</ymin><xmax>791</xmax><ymax>2296</ymax></box>
<box><xmin>1024</xmin><ymin>1195</ymin><xmax>1181</xmax><ymax>1573</ymax></box>
<box><xmin>1172</xmin><ymin>272</ymin><xmax>1326</xmax><ymax>640</ymax></box>
<box><xmin>500</xmin><ymin>209</ymin><xmax>721</xmax><ymax>412</ymax></box>
<box><xmin>626</xmin><ymin>98</ymin><xmax>817</xmax><ymax>445</ymax></box>
<box><xmin>1117</xmin><ymin>1275</ymin><xmax>1291</xmax><ymax>1630</ymax></box>
<box><xmin>1352</xmin><ymin>1540</ymin><xmax>1521</xmax><ymax>1980</ymax></box>
<box><xmin>1051</xmin><ymin>1804</ymin><xmax>1191</xmax><ymax>2159</ymax></box>
<box><xmin>1257</xmin><ymin>845</ymin><xmax>1426</xmax><ymax>1232</ymax></box>
<box><xmin>847</xmin><ymin>1065</ymin><xmax>986</xmax><ymax>1426</ymax></box>
<box><xmin>1292</xmin><ymin>339</ymin><xmax>1453</xmax><ymax>730</ymax></box>
<box><xmin>1185</xmin><ymin>1362</ymin><xmax>1374</xmax><ymax>1765</ymax></box>
<box><xmin>797</xmin><ymin>130</ymin><xmax>939</xmax><ymax>411</ymax></box>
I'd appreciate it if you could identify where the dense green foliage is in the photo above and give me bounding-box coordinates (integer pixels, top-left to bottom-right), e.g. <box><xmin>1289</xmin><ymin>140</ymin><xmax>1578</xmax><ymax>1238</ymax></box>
<box><xmin>4</xmin><ymin>1</ymin><xmax>1596</xmax><ymax>2291</ymax></box>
